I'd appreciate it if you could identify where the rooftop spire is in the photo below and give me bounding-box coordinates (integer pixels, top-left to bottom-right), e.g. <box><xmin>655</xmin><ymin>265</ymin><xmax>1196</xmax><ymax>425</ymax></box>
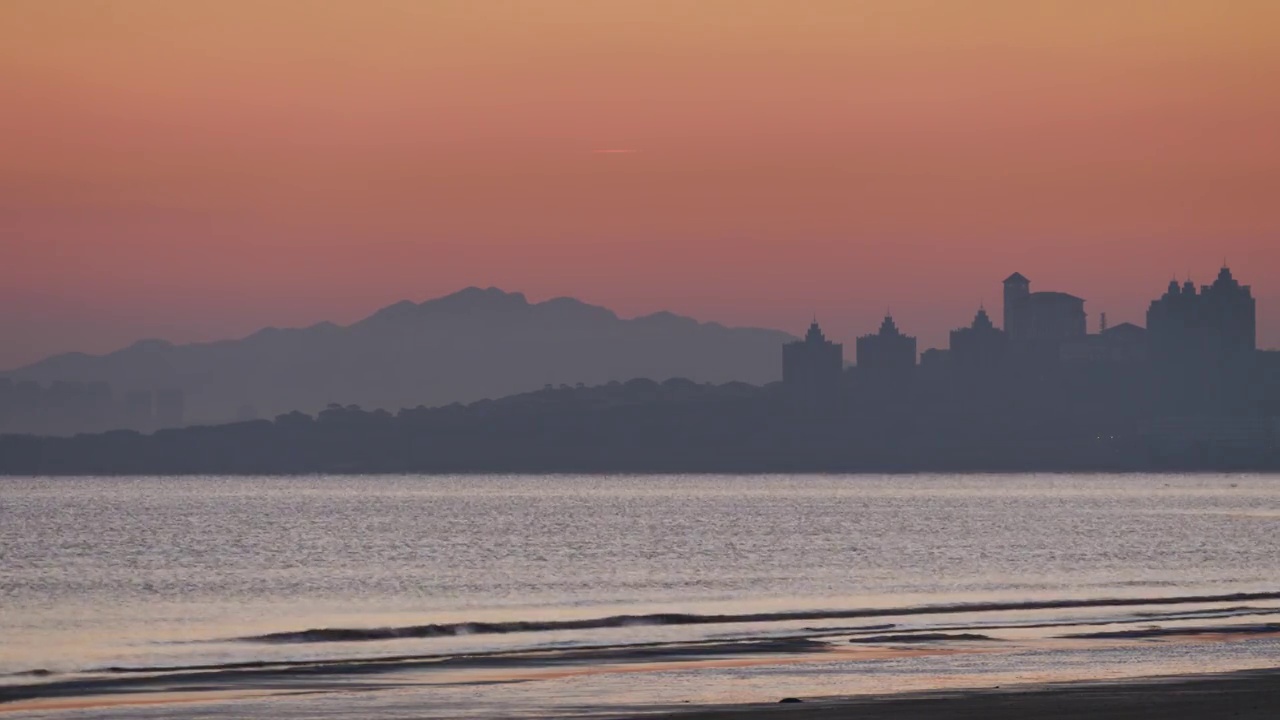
<box><xmin>972</xmin><ymin>306</ymin><xmax>994</xmax><ymax>330</ymax></box>
<box><xmin>804</xmin><ymin>319</ymin><xmax>827</xmax><ymax>343</ymax></box>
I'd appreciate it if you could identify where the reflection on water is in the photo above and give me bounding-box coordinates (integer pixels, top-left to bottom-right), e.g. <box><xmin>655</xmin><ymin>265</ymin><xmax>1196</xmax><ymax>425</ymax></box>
<box><xmin>1</xmin><ymin>473</ymin><xmax>1278</xmax><ymax>716</ymax></box>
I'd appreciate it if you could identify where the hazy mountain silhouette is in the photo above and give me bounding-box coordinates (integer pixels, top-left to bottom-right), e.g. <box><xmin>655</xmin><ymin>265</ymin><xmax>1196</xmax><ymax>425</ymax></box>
<box><xmin>4</xmin><ymin>288</ymin><xmax>794</xmax><ymax>424</ymax></box>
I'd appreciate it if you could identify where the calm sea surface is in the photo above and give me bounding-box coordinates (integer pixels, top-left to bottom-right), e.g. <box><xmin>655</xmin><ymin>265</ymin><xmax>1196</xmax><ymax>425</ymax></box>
<box><xmin>2</xmin><ymin>474</ymin><xmax>1279</xmax><ymax>717</ymax></box>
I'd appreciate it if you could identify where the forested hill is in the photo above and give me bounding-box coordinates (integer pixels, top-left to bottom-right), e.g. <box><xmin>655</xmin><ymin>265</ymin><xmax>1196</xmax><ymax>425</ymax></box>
<box><xmin>3</xmin><ymin>376</ymin><xmax>1274</xmax><ymax>475</ymax></box>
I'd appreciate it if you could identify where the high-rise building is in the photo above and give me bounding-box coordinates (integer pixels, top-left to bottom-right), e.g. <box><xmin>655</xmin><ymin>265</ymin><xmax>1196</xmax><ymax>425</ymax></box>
<box><xmin>1002</xmin><ymin>272</ymin><xmax>1087</xmax><ymax>345</ymax></box>
<box><xmin>84</xmin><ymin>382</ymin><xmax>114</xmax><ymax>430</ymax></box>
<box><xmin>919</xmin><ymin>348</ymin><xmax>951</xmax><ymax>370</ymax></box>
<box><xmin>949</xmin><ymin>306</ymin><xmax>1007</xmax><ymax>369</ymax></box>
<box><xmin>0</xmin><ymin>378</ymin><xmax>12</xmax><ymax>430</ymax></box>
<box><xmin>123</xmin><ymin>390</ymin><xmax>154</xmax><ymax>431</ymax></box>
<box><xmin>1147</xmin><ymin>266</ymin><xmax>1256</xmax><ymax>366</ymax></box>
<box><xmin>156</xmin><ymin>388</ymin><xmax>186</xmax><ymax>428</ymax></box>
<box><xmin>782</xmin><ymin>320</ymin><xmax>843</xmax><ymax>406</ymax></box>
<box><xmin>856</xmin><ymin>315</ymin><xmax>917</xmax><ymax>373</ymax></box>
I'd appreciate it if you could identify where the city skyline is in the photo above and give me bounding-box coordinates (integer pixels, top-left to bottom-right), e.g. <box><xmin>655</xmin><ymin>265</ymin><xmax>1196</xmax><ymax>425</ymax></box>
<box><xmin>6</xmin><ymin>4</ymin><xmax>1280</xmax><ymax>718</ymax></box>
<box><xmin>3</xmin><ymin>0</ymin><xmax>1280</xmax><ymax>368</ymax></box>
<box><xmin>6</xmin><ymin>260</ymin><xmax>1275</xmax><ymax>469</ymax></box>
<box><xmin>2</xmin><ymin>263</ymin><xmax>1273</xmax><ymax>373</ymax></box>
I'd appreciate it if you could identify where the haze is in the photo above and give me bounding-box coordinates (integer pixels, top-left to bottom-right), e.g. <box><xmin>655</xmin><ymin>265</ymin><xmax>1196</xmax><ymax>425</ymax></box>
<box><xmin>3</xmin><ymin>0</ymin><xmax>1278</xmax><ymax>369</ymax></box>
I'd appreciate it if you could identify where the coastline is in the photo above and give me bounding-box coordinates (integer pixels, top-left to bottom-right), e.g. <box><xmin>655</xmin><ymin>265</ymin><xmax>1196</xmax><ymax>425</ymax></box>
<box><xmin>7</xmin><ymin>666</ymin><xmax>1279</xmax><ymax>718</ymax></box>
<box><xmin>636</xmin><ymin>667</ymin><xmax>1280</xmax><ymax>719</ymax></box>
<box><xmin>5</xmin><ymin>466</ymin><xmax>1280</xmax><ymax>477</ymax></box>
<box><xmin>6</xmin><ymin>624</ymin><xmax>1280</xmax><ymax>718</ymax></box>
<box><xmin>5</xmin><ymin>474</ymin><xmax>1279</xmax><ymax>718</ymax></box>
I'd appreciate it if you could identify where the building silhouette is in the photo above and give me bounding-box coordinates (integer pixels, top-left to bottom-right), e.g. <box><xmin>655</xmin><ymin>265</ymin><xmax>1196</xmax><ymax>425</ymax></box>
<box><xmin>1003</xmin><ymin>272</ymin><xmax>1087</xmax><ymax>345</ymax></box>
<box><xmin>123</xmin><ymin>390</ymin><xmax>154</xmax><ymax>431</ymax></box>
<box><xmin>783</xmin><ymin>320</ymin><xmax>843</xmax><ymax>406</ymax></box>
<box><xmin>156</xmin><ymin>388</ymin><xmax>186</xmax><ymax>428</ymax></box>
<box><xmin>0</xmin><ymin>378</ymin><xmax>117</xmax><ymax>435</ymax></box>
<box><xmin>919</xmin><ymin>348</ymin><xmax>950</xmax><ymax>371</ymax></box>
<box><xmin>1147</xmin><ymin>266</ymin><xmax>1256</xmax><ymax>366</ymax></box>
<box><xmin>949</xmin><ymin>306</ymin><xmax>1007</xmax><ymax>370</ymax></box>
<box><xmin>1061</xmin><ymin>322</ymin><xmax>1148</xmax><ymax>365</ymax></box>
<box><xmin>0</xmin><ymin>259</ymin><xmax>1277</xmax><ymax>474</ymax></box>
<box><xmin>856</xmin><ymin>315</ymin><xmax>917</xmax><ymax>373</ymax></box>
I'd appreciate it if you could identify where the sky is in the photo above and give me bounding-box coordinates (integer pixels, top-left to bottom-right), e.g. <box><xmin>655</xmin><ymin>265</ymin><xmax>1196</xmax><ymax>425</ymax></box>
<box><xmin>2</xmin><ymin>0</ymin><xmax>1279</xmax><ymax>369</ymax></box>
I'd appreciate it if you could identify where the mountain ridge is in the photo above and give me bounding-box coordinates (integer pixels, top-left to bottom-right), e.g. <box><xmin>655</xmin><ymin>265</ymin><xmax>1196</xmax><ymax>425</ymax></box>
<box><xmin>4</xmin><ymin>287</ymin><xmax>795</xmax><ymax>425</ymax></box>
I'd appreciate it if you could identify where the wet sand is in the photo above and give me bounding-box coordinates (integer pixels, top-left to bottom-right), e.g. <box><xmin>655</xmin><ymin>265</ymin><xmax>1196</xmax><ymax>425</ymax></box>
<box><xmin>7</xmin><ymin>668</ymin><xmax>1279</xmax><ymax>719</ymax></box>
<box><xmin>4</xmin><ymin>623</ymin><xmax>1279</xmax><ymax>718</ymax></box>
<box><xmin>642</xmin><ymin>668</ymin><xmax>1280</xmax><ymax>719</ymax></box>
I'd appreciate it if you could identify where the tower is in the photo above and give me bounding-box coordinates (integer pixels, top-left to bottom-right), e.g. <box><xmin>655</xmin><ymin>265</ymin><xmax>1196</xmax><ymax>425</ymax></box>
<box><xmin>1202</xmin><ymin>265</ymin><xmax>1256</xmax><ymax>355</ymax></box>
<box><xmin>949</xmin><ymin>306</ymin><xmax>1008</xmax><ymax>370</ymax></box>
<box><xmin>1002</xmin><ymin>272</ymin><xmax>1030</xmax><ymax>340</ymax></box>
<box><xmin>1147</xmin><ymin>266</ymin><xmax>1256</xmax><ymax>366</ymax></box>
<box><xmin>1001</xmin><ymin>271</ymin><xmax>1085</xmax><ymax>350</ymax></box>
<box><xmin>782</xmin><ymin>320</ymin><xmax>843</xmax><ymax>407</ymax></box>
<box><xmin>856</xmin><ymin>314</ymin><xmax>917</xmax><ymax>373</ymax></box>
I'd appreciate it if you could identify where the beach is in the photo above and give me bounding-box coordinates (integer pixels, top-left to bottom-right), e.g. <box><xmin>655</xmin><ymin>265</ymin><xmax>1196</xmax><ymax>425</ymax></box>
<box><xmin>4</xmin><ymin>620</ymin><xmax>1279</xmax><ymax>718</ymax></box>
<box><xmin>647</xmin><ymin>668</ymin><xmax>1280</xmax><ymax>719</ymax></box>
<box><xmin>5</xmin><ymin>655</ymin><xmax>1280</xmax><ymax>719</ymax></box>
<box><xmin>3</xmin><ymin>474</ymin><xmax>1279</xmax><ymax>718</ymax></box>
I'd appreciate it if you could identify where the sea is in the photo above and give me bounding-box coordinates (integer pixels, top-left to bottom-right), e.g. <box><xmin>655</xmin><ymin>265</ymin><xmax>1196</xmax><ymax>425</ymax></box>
<box><xmin>2</xmin><ymin>474</ymin><xmax>1279</xmax><ymax>718</ymax></box>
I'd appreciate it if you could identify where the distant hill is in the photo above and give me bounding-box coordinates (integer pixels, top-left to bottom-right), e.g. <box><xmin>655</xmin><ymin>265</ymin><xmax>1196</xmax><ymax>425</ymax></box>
<box><xmin>3</xmin><ymin>288</ymin><xmax>795</xmax><ymax>424</ymax></box>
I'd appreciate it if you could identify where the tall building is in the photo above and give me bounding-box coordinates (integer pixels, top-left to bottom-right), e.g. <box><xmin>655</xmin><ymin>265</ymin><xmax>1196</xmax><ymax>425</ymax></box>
<box><xmin>1147</xmin><ymin>266</ymin><xmax>1256</xmax><ymax>365</ymax></box>
<box><xmin>949</xmin><ymin>306</ymin><xmax>1007</xmax><ymax>369</ymax></box>
<box><xmin>0</xmin><ymin>378</ymin><xmax>12</xmax><ymax>430</ymax></box>
<box><xmin>1003</xmin><ymin>272</ymin><xmax>1087</xmax><ymax>345</ymax></box>
<box><xmin>85</xmin><ymin>382</ymin><xmax>114</xmax><ymax>430</ymax></box>
<box><xmin>123</xmin><ymin>390</ymin><xmax>154</xmax><ymax>431</ymax></box>
<box><xmin>782</xmin><ymin>320</ymin><xmax>843</xmax><ymax>405</ymax></box>
<box><xmin>856</xmin><ymin>315</ymin><xmax>916</xmax><ymax>373</ymax></box>
<box><xmin>919</xmin><ymin>348</ymin><xmax>951</xmax><ymax>371</ymax></box>
<box><xmin>155</xmin><ymin>388</ymin><xmax>186</xmax><ymax>428</ymax></box>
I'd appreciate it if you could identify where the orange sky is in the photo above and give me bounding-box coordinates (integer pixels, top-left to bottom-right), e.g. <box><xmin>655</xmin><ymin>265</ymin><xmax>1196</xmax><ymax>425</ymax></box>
<box><xmin>2</xmin><ymin>0</ymin><xmax>1279</xmax><ymax>368</ymax></box>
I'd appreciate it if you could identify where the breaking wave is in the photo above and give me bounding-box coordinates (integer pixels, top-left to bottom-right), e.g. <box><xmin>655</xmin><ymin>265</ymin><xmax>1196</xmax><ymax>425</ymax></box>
<box><xmin>237</xmin><ymin>591</ymin><xmax>1280</xmax><ymax>644</ymax></box>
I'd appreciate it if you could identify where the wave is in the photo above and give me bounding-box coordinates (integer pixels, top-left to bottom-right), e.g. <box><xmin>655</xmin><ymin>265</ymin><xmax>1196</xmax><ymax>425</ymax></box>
<box><xmin>0</xmin><ymin>637</ymin><xmax>831</xmax><ymax>704</ymax></box>
<box><xmin>848</xmin><ymin>632</ymin><xmax>999</xmax><ymax>643</ymax></box>
<box><xmin>1</xmin><ymin>669</ymin><xmax>54</xmax><ymax>678</ymax></box>
<box><xmin>238</xmin><ymin>590</ymin><xmax>1280</xmax><ymax>644</ymax></box>
<box><xmin>1062</xmin><ymin>623</ymin><xmax>1280</xmax><ymax>640</ymax></box>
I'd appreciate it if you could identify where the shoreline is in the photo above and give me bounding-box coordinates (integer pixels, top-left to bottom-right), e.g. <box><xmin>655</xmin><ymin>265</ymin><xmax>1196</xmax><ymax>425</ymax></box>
<box><xmin>8</xmin><ymin>666</ymin><xmax>1278</xmax><ymax>718</ymax></box>
<box><xmin>4</xmin><ymin>632</ymin><xmax>1280</xmax><ymax>718</ymax></box>
<box><xmin>4</xmin><ymin>468</ymin><xmax>1279</xmax><ymax>478</ymax></box>
<box><xmin>636</xmin><ymin>667</ymin><xmax>1280</xmax><ymax>719</ymax></box>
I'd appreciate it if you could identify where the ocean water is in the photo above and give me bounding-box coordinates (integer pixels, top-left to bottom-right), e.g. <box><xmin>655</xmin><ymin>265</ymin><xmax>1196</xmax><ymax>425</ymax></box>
<box><xmin>2</xmin><ymin>473</ymin><xmax>1279</xmax><ymax>718</ymax></box>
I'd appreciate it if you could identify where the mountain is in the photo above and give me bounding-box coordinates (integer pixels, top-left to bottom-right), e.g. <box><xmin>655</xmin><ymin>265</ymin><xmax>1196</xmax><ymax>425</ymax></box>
<box><xmin>4</xmin><ymin>288</ymin><xmax>795</xmax><ymax>425</ymax></box>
